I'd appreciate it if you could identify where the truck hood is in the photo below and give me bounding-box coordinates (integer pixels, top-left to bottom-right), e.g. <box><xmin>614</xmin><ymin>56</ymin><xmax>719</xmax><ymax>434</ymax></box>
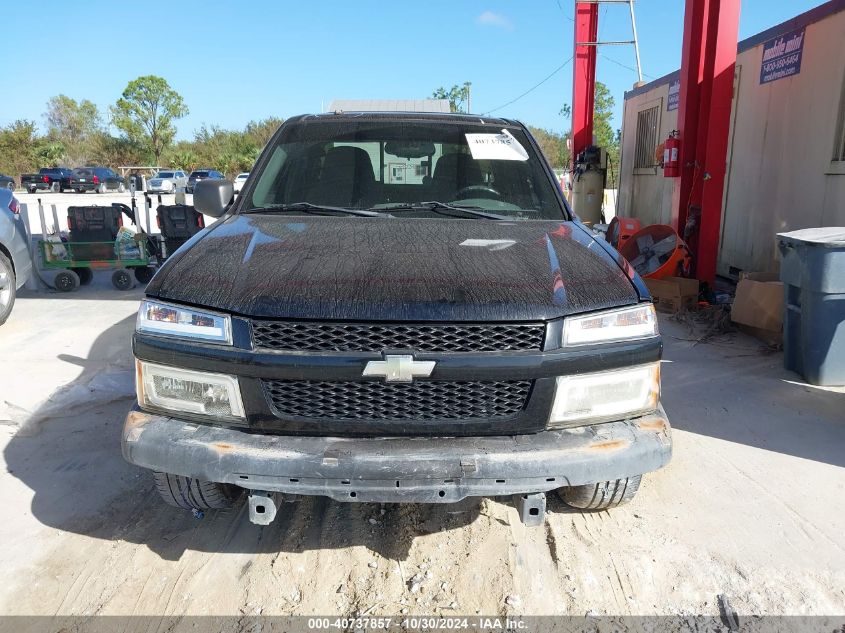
<box><xmin>147</xmin><ymin>214</ymin><xmax>639</xmax><ymax>321</ymax></box>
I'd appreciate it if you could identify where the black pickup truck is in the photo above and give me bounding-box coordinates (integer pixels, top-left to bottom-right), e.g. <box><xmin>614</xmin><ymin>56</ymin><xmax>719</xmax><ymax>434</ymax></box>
<box><xmin>122</xmin><ymin>112</ymin><xmax>672</xmax><ymax>527</ymax></box>
<box><xmin>20</xmin><ymin>167</ymin><xmax>74</xmax><ymax>193</ymax></box>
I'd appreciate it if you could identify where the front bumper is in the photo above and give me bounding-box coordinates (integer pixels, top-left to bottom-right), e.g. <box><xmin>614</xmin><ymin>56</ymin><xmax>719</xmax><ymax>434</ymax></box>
<box><xmin>122</xmin><ymin>407</ymin><xmax>672</xmax><ymax>503</ymax></box>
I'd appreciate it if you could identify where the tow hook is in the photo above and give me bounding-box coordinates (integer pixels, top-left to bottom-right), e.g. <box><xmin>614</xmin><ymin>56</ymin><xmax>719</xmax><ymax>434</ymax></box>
<box><xmin>513</xmin><ymin>492</ymin><xmax>546</xmax><ymax>526</ymax></box>
<box><xmin>248</xmin><ymin>490</ymin><xmax>278</xmax><ymax>525</ymax></box>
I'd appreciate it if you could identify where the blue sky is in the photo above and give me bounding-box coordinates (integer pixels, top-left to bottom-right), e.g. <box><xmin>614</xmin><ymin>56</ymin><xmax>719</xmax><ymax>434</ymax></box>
<box><xmin>0</xmin><ymin>0</ymin><xmax>825</xmax><ymax>140</ymax></box>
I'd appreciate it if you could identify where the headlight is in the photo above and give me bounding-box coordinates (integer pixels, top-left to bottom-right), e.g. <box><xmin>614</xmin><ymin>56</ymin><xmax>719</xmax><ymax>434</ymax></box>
<box><xmin>136</xmin><ymin>360</ymin><xmax>245</xmax><ymax>419</ymax></box>
<box><xmin>562</xmin><ymin>304</ymin><xmax>658</xmax><ymax>346</ymax></box>
<box><xmin>548</xmin><ymin>362</ymin><xmax>660</xmax><ymax>427</ymax></box>
<box><xmin>137</xmin><ymin>299</ymin><xmax>232</xmax><ymax>345</ymax></box>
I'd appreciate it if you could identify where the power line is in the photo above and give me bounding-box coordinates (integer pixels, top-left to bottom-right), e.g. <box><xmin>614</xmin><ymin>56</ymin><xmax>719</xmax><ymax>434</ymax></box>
<box><xmin>483</xmin><ymin>56</ymin><xmax>574</xmax><ymax>116</ymax></box>
<box><xmin>599</xmin><ymin>52</ymin><xmax>654</xmax><ymax>79</ymax></box>
<box><xmin>555</xmin><ymin>0</ymin><xmax>575</xmax><ymax>21</ymax></box>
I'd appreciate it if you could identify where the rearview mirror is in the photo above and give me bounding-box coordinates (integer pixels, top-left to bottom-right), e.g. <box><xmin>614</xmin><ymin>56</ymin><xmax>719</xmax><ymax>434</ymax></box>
<box><xmin>193</xmin><ymin>179</ymin><xmax>234</xmax><ymax>217</ymax></box>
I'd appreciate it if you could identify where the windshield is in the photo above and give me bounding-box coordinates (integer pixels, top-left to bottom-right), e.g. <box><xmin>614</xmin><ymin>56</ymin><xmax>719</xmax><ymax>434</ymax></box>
<box><xmin>157</xmin><ymin>172</ymin><xmax>174</xmax><ymax>178</ymax></box>
<box><xmin>245</xmin><ymin>118</ymin><xmax>567</xmax><ymax>220</ymax></box>
<box><xmin>191</xmin><ymin>171</ymin><xmax>209</xmax><ymax>178</ymax></box>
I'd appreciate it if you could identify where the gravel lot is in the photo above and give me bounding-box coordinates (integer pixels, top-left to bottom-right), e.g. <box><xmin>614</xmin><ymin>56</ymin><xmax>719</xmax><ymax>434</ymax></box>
<box><xmin>0</xmin><ymin>226</ymin><xmax>843</xmax><ymax>623</ymax></box>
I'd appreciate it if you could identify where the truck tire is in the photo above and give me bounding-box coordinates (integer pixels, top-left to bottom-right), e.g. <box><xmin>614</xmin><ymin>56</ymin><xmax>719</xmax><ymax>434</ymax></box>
<box><xmin>118</xmin><ymin>182</ymin><xmax>126</xmax><ymax>193</ymax></box>
<box><xmin>111</xmin><ymin>268</ymin><xmax>134</xmax><ymax>290</ymax></box>
<box><xmin>0</xmin><ymin>252</ymin><xmax>16</xmax><ymax>326</ymax></box>
<box><xmin>51</xmin><ymin>181</ymin><xmax>60</xmax><ymax>193</ymax></box>
<box><xmin>53</xmin><ymin>270</ymin><xmax>80</xmax><ymax>292</ymax></box>
<box><xmin>557</xmin><ymin>475</ymin><xmax>642</xmax><ymax>511</ymax></box>
<box><xmin>132</xmin><ymin>266</ymin><xmax>155</xmax><ymax>284</ymax></box>
<box><xmin>28</xmin><ymin>186</ymin><xmax>36</xmax><ymax>194</ymax></box>
<box><xmin>6</xmin><ymin>181</ymin><xmax>13</xmax><ymax>191</ymax></box>
<box><xmin>153</xmin><ymin>472</ymin><xmax>241</xmax><ymax>510</ymax></box>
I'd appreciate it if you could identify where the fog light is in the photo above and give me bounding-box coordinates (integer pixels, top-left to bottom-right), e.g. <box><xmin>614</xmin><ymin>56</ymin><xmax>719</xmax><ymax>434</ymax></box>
<box><xmin>549</xmin><ymin>362</ymin><xmax>660</xmax><ymax>427</ymax></box>
<box><xmin>136</xmin><ymin>360</ymin><xmax>245</xmax><ymax>419</ymax></box>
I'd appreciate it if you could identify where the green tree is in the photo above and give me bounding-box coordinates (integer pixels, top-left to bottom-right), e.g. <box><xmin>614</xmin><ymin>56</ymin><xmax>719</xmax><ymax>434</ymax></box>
<box><xmin>0</xmin><ymin>120</ymin><xmax>40</xmax><ymax>177</ymax></box>
<box><xmin>110</xmin><ymin>76</ymin><xmax>188</xmax><ymax>164</ymax></box>
<box><xmin>166</xmin><ymin>147</ymin><xmax>200</xmax><ymax>172</ymax></box>
<box><xmin>562</xmin><ymin>81</ymin><xmax>621</xmax><ymax>187</ymax></box>
<box><xmin>89</xmin><ymin>132</ymin><xmax>149</xmax><ymax>167</ymax></box>
<box><xmin>528</xmin><ymin>126</ymin><xmax>571</xmax><ymax>170</ymax></box>
<box><xmin>432</xmin><ymin>82</ymin><xmax>472</xmax><ymax>113</ymax></box>
<box><xmin>44</xmin><ymin>95</ymin><xmax>102</xmax><ymax>164</ymax></box>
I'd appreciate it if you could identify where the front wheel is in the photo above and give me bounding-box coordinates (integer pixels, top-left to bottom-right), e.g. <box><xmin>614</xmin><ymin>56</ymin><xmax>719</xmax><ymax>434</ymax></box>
<box><xmin>132</xmin><ymin>266</ymin><xmax>155</xmax><ymax>284</ymax></box>
<box><xmin>153</xmin><ymin>472</ymin><xmax>241</xmax><ymax>510</ymax></box>
<box><xmin>53</xmin><ymin>270</ymin><xmax>80</xmax><ymax>293</ymax></box>
<box><xmin>557</xmin><ymin>475</ymin><xmax>642</xmax><ymax>511</ymax></box>
<box><xmin>111</xmin><ymin>268</ymin><xmax>134</xmax><ymax>290</ymax></box>
<box><xmin>51</xmin><ymin>181</ymin><xmax>60</xmax><ymax>193</ymax></box>
<box><xmin>0</xmin><ymin>252</ymin><xmax>16</xmax><ymax>326</ymax></box>
<box><xmin>118</xmin><ymin>182</ymin><xmax>126</xmax><ymax>193</ymax></box>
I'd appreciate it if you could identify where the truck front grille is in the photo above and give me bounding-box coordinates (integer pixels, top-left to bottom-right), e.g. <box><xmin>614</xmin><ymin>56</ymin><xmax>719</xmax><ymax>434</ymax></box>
<box><xmin>251</xmin><ymin>322</ymin><xmax>545</xmax><ymax>353</ymax></box>
<box><xmin>261</xmin><ymin>380</ymin><xmax>532</xmax><ymax>421</ymax></box>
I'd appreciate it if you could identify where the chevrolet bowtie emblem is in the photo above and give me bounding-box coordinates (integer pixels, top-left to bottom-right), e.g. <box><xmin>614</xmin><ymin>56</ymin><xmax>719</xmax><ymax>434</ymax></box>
<box><xmin>362</xmin><ymin>355</ymin><xmax>436</xmax><ymax>383</ymax></box>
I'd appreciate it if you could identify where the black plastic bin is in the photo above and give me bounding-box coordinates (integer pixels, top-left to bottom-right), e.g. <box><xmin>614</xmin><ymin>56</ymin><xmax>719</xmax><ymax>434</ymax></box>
<box><xmin>156</xmin><ymin>204</ymin><xmax>205</xmax><ymax>258</ymax></box>
<box><xmin>67</xmin><ymin>205</ymin><xmax>123</xmax><ymax>242</ymax></box>
<box><xmin>777</xmin><ymin>227</ymin><xmax>845</xmax><ymax>386</ymax></box>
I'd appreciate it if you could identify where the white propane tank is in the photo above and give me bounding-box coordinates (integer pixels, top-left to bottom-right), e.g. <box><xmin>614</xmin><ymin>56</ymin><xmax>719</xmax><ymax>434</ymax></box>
<box><xmin>571</xmin><ymin>168</ymin><xmax>604</xmax><ymax>225</ymax></box>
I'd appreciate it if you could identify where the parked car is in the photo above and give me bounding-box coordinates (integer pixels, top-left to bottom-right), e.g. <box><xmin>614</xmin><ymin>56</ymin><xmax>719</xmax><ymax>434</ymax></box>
<box><xmin>186</xmin><ymin>169</ymin><xmax>224</xmax><ymax>193</ymax></box>
<box><xmin>123</xmin><ymin>112</ymin><xmax>671</xmax><ymax>527</ymax></box>
<box><xmin>70</xmin><ymin>167</ymin><xmax>126</xmax><ymax>194</ymax></box>
<box><xmin>148</xmin><ymin>170</ymin><xmax>188</xmax><ymax>193</ymax></box>
<box><xmin>233</xmin><ymin>172</ymin><xmax>249</xmax><ymax>193</ymax></box>
<box><xmin>20</xmin><ymin>167</ymin><xmax>74</xmax><ymax>193</ymax></box>
<box><xmin>0</xmin><ymin>174</ymin><xmax>15</xmax><ymax>191</ymax></box>
<box><xmin>0</xmin><ymin>189</ymin><xmax>33</xmax><ymax>326</ymax></box>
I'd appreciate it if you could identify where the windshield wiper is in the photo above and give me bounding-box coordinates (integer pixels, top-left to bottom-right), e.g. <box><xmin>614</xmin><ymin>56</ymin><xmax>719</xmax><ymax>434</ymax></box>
<box><xmin>376</xmin><ymin>201</ymin><xmax>511</xmax><ymax>221</ymax></box>
<box><xmin>242</xmin><ymin>202</ymin><xmax>384</xmax><ymax>217</ymax></box>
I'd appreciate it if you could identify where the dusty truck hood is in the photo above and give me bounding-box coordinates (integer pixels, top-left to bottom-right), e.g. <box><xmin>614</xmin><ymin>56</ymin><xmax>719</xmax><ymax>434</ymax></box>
<box><xmin>147</xmin><ymin>214</ymin><xmax>639</xmax><ymax>321</ymax></box>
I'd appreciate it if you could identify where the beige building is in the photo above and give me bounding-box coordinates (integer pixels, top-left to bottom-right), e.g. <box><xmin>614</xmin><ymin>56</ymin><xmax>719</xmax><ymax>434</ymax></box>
<box><xmin>618</xmin><ymin>0</ymin><xmax>845</xmax><ymax>277</ymax></box>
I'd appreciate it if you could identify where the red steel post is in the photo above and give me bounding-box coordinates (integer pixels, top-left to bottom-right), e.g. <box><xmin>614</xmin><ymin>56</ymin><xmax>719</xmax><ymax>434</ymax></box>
<box><xmin>672</xmin><ymin>0</ymin><xmax>740</xmax><ymax>285</ymax></box>
<box><xmin>572</xmin><ymin>1</ymin><xmax>599</xmax><ymax>165</ymax></box>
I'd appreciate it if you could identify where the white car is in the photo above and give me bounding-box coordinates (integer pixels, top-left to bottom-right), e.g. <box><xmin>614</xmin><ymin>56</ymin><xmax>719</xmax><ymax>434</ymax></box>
<box><xmin>233</xmin><ymin>172</ymin><xmax>249</xmax><ymax>194</ymax></box>
<box><xmin>148</xmin><ymin>170</ymin><xmax>188</xmax><ymax>193</ymax></box>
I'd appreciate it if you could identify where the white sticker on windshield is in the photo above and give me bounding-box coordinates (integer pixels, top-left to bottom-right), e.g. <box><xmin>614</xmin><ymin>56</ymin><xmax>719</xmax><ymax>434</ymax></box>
<box><xmin>460</xmin><ymin>239</ymin><xmax>517</xmax><ymax>250</ymax></box>
<box><xmin>465</xmin><ymin>129</ymin><xmax>529</xmax><ymax>161</ymax></box>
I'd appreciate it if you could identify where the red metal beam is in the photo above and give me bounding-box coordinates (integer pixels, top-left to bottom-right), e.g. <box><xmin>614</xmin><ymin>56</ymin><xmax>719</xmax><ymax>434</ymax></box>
<box><xmin>671</xmin><ymin>0</ymin><xmax>740</xmax><ymax>286</ymax></box>
<box><xmin>572</xmin><ymin>1</ymin><xmax>599</xmax><ymax>164</ymax></box>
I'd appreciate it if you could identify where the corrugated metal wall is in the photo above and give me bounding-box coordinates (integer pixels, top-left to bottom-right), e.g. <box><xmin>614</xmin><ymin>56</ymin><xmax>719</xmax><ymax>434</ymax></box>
<box><xmin>619</xmin><ymin>5</ymin><xmax>845</xmax><ymax>276</ymax></box>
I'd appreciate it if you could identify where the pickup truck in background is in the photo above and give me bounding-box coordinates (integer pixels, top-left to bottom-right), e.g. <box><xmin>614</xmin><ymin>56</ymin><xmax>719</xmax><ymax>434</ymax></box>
<box><xmin>20</xmin><ymin>168</ymin><xmax>75</xmax><ymax>193</ymax></box>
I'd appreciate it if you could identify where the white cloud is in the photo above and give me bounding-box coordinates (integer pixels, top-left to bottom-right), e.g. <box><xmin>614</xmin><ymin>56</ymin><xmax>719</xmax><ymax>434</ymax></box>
<box><xmin>477</xmin><ymin>11</ymin><xmax>513</xmax><ymax>30</ymax></box>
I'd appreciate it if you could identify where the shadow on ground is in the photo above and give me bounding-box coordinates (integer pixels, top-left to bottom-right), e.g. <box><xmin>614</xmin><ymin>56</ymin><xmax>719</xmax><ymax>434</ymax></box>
<box><xmin>6</xmin><ymin>308</ymin><xmax>844</xmax><ymax>563</ymax></box>
<box><xmin>660</xmin><ymin>318</ymin><xmax>845</xmax><ymax>469</ymax></box>
<box><xmin>3</xmin><ymin>314</ymin><xmax>489</xmax><ymax>562</ymax></box>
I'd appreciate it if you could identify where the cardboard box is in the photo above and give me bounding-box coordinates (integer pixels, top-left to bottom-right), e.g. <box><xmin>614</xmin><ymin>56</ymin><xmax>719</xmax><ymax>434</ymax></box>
<box><xmin>644</xmin><ymin>276</ymin><xmax>700</xmax><ymax>313</ymax></box>
<box><xmin>731</xmin><ymin>272</ymin><xmax>783</xmax><ymax>344</ymax></box>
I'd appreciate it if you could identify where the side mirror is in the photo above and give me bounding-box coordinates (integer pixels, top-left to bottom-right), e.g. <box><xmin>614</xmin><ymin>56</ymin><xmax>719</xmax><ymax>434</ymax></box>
<box><xmin>193</xmin><ymin>179</ymin><xmax>234</xmax><ymax>217</ymax></box>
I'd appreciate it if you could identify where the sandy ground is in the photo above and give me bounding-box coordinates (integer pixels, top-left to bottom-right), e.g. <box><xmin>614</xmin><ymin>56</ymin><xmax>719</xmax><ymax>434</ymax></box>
<box><xmin>0</xmin><ymin>285</ymin><xmax>844</xmax><ymax>622</ymax></box>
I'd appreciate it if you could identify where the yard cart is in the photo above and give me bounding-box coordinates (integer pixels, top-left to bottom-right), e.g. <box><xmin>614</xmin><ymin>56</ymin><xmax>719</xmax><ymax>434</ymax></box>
<box><xmin>38</xmin><ymin>237</ymin><xmax>155</xmax><ymax>292</ymax></box>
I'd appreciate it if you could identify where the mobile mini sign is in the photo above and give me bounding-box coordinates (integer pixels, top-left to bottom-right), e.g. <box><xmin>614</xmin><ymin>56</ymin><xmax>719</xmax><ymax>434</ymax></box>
<box><xmin>759</xmin><ymin>27</ymin><xmax>805</xmax><ymax>84</ymax></box>
<box><xmin>667</xmin><ymin>79</ymin><xmax>680</xmax><ymax>111</ymax></box>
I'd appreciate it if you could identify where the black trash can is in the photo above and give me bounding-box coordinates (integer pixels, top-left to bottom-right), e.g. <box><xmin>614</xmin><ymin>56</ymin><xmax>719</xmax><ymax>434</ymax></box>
<box><xmin>777</xmin><ymin>228</ymin><xmax>845</xmax><ymax>386</ymax></box>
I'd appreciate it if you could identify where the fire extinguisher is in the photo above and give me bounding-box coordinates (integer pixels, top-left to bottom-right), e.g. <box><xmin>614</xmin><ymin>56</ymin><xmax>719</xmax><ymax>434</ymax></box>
<box><xmin>663</xmin><ymin>131</ymin><xmax>680</xmax><ymax>178</ymax></box>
